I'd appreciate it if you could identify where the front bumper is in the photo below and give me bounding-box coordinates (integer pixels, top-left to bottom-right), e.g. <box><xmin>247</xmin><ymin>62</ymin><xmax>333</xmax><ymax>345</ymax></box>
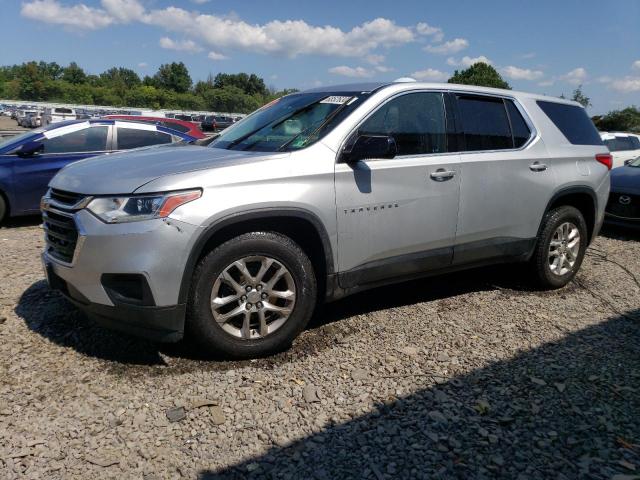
<box><xmin>42</xmin><ymin>210</ymin><xmax>200</xmax><ymax>342</ymax></box>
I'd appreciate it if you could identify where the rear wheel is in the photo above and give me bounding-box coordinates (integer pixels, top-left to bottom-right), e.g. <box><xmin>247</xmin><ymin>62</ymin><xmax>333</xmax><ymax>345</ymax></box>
<box><xmin>530</xmin><ymin>206</ymin><xmax>587</xmax><ymax>288</ymax></box>
<box><xmin>186</xmin><ymin>231</ymin><xmax>317</xmax><ymax>359</ymax></box>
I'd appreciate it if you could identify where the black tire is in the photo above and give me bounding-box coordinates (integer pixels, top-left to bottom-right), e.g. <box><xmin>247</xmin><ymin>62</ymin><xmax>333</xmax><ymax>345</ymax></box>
<box><xmin>530</xmin><ymin>206</ymin><xmax>588</xmax><ymax>289</ymax></box>
<box><xmin>0</xmin><ymin>194</ymin><xmax>6</xmax><ymax>225</ymax></box>
<box><xmin>186</xmin><ymin>231</ymin><xmax>317</xmax><ymax>359</ymax></box>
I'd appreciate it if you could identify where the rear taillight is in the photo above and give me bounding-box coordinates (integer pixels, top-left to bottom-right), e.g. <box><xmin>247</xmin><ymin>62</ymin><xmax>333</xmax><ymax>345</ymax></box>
<box><xmin>596</xmin><ymin>153</ymin><xmax>613</xmax><ymax>170</ymax></box>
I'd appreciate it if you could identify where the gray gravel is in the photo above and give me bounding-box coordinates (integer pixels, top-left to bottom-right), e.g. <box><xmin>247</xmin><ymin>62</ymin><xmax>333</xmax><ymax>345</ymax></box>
<box><xmin>1</xmin><ymin>218</ymin><xmax>639</xmax><ymax>479</ymax></box>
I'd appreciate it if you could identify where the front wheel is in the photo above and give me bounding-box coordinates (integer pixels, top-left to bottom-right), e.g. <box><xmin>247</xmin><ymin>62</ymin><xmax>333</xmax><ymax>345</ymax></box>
<box><xmin>530</xmin><ymin>206</ymin><xmax>588</xmax><ymax>289</ymax></box>
<box><xmin>186</xmin><ymin>231</ymin><xmax>317</xmax><ymax>359</ymax></box>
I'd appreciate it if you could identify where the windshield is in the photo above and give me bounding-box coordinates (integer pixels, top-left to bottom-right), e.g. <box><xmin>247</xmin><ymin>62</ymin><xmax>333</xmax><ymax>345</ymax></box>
<box><xmin>0</xmin><ymin>131</ymin><xmax>39</xmax><ymax>151</ymax></box>
<box><xmin>628</xmin><ymin>156</ymin><xmax>640</xmax><ymax>167</ymax></box>
<box><xmin>210</xmin><ymin>91</ymin><xmax>369</xmax><ymax>152</ymax></box>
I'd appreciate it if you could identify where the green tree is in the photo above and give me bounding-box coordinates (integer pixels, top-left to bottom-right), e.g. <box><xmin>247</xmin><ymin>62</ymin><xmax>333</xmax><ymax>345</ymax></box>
<box><xmin>213</xmin><ymin>73</ymin><xmax>267</xmax><ymax>96</ymax></box>
<box><xmin>571</xmin><ymin>85</ymin><xmax>591</xmax><ymax>109</ymax></box>
<box><xmin>448</xmin><ymin>62</ymin><xmax>511</xmax><ymax>89</ymax></box>
<box><xmin>62</xmin><ymin>62</ymin><xmax>87</xmax><ymax>84</ymax></box>
<box><xmin>18</xmin><ymin>62</ymin><xmax>46</xmax><ymax>100</ymax></box>
<box><xmin>593</xmin><ymin>107</ymin><xmax>640</xmax><ymax>133</ymax></box>
<box><xmin>153</xmin><ymin>62</ymin><xmax>192</xmax><ymax>94</ymax></box>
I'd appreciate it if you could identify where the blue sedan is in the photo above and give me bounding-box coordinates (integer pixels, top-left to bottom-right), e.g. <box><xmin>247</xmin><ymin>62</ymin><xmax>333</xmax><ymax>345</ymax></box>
<box><xmin>605</xmin><ymin>156</ymin><xmax>640</xmax><ymax>228</ymax></box>
<box><xmin>0</xmin><ymin>119</ymin><xmax>196</xmax><ymax>222</ymax></box>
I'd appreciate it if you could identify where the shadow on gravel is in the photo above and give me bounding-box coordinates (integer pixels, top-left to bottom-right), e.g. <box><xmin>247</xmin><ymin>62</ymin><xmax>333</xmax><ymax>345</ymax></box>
<box><xmin>200</xmin><ymin>309</ymin><xmax>640</xmax><ymax>479</ymax></box>
<box><xmin>16</xmin><ymin>264</ymin><xmax>531</xmax><ymax>370</ymax></box>
<box><xmin>600</xmin><ymin>224</ymin><xmax>640</xmax><ymax>242</ymax></box>
<box><xmin>0</xmin><ymin>215</ymin><xmax>41</xmax><ymax>229</ymax></box>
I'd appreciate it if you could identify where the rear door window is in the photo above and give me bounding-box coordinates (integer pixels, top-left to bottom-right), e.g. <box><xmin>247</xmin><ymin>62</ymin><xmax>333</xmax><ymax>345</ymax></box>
<box><xmin>537</xmin><ymin>101</ymin><xmax>602</xmax><ymax>145</ymax></box>
<box><xmin>457</xmin><ymin>95</ymin><xmax>512</xmax><ymax>151</ymax></box>
<box><xmin>40</xmin><ymin>126</ymin><xmax>108</xmax><ymax>153</ymax></box>
<box><xmin>117</xmin><ymin>128</ymin><xmax>173</xmax><ymax>149</ymax></box>
<box><xmin>505</xmin><ymin>100</ymin><xmax>532</xmax><ymax>148</ymax></box>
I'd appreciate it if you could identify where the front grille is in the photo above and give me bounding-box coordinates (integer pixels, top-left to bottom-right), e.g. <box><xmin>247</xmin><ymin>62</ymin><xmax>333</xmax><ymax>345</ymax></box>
<box><xmin>606</xmin><ymin>192</ymin><xmax>640</xmax><ymax>219</ymax></box>
<box><xmin>43</xmin><ymin>209</ymin><xmax>78</xmax><ymax>263</ymax></box>
<box><xmin>50</xmin><ymin>188</ymin><xmax>84</xmax><ymax>207</ymax></box>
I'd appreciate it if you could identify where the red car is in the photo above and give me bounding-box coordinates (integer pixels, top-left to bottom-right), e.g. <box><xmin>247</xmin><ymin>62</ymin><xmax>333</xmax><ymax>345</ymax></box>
<box><xmin>103</xmin><ymin>115</ymin><xmax>206</xmax><ymax>139</ymax></box>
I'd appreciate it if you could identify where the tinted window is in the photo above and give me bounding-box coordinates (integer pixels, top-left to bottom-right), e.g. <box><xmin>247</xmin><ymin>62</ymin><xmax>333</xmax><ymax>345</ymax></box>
<box><xmin>40</xmin><ymin>126</ymin><xmax>108</xmax><ymax>153</ymax></box>
<box><xmin>604</xmin><ymin>136</ymin><xmax>640</xmax><ymax>152</ymax></box>
<box><xmin>160</xmin><ymin>122</ymin><xmax>190</xmax><ymax>133</ymax></box>
<box><xmin>458</xmin><ymin>96</ymin><xmax>512</xmax><ymax>151</ymax></box>
<box><xmin>117</xmin><ymin>128</ymin><xmax>172</xmax><ymax>149</ymax></box>
<box><xmin>55</xmin><ymin>108</ymin><xmax>73</xmax><ymax>114</ymax></box>
<box><xmin>537</xmin><ymin>101</ymin><xmax>602</xmax><ymax>145</ymax></box>
<box><xmin>505</xmin><ymin>100</ymin><xmax>531</xmax><ymax>148</ymax></box>
<box><xmin>359</xmin><ymin>92</ymin><xmax>447</xmax><ymax>156</ymax></box>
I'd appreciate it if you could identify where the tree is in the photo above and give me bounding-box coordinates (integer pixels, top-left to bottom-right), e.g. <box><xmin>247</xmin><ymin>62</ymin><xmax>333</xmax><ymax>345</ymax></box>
<box><xmin>62</xmin><ymin>62</ymin><xmax>87</xmax><ymax>84</ymax></box>
<box><xmin>448</xmin><ymin>62</ymin><xmax>511</xmax><ymax>89</ymax></box>
<box><xmin>213</xmin><ymin>73</ymin><xmax>267</xmax><ymax>96</ymax></box>
<box><xmin>571</xmin><ymin>85</ymin><xmax>591</xmax><ymax>108</ymax></box>
<box><xmin>153</xmin><ymin>62</ymin><xmax>192</xmax><ymax>94</ymax></box>
<box><xmin>593</xmin><ymin>107</ymin><xmax>640</xmax><ymax>133</ymax></box>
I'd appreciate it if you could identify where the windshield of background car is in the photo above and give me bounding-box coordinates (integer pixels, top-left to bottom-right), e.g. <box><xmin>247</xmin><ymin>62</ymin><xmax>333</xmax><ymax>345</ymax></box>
<box><xmin>210</xmin><ymin>92</ymin><xmax>370</xmax><ymax>152</ymax></box>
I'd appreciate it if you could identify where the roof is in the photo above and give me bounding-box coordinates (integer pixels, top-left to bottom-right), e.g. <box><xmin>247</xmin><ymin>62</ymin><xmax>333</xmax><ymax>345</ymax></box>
<box><xmin>302</xmin><ymin>82</ymin><xmax>391</xmax><ymax>93</ymax></box>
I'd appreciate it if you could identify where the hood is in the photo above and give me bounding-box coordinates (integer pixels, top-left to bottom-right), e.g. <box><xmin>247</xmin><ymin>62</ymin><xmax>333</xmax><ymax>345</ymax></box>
<box><xmin>610</xmin><ymin>165</ymin><xmax>640</xmax><ymax>194</ymax></box>
<box><xmin>50</xmin><ymin>144</ymin><xmax>286</xmax><ymax>194</ymax></box>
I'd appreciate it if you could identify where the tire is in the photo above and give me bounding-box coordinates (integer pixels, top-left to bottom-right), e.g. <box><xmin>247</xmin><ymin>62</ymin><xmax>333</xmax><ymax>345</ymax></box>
<box><xmin>186</xmin><ymin>231</ymin><xmax>317</xmax><ymax>359</ymax></box>
<box><xmin>0</xmin><ymin>194</ymin><xmax>6</xmax><ymax>225</ymax></box>
<box><xmin>530</xmin><ymin>206</ymin><xmax>588</xmax><ymax>289</ymax></box>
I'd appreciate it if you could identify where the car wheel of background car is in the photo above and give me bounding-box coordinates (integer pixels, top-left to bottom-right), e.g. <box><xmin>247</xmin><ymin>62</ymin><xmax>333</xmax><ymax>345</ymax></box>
<box><xmin>186</xmin><ymin>231</ymin><xmax>317</xmax><ymax>359</ymax></box>
<box><xmin>530</xmin><ymin>206</ymin><xmax>588</xmax><ymax>289</ymax></box>
<box><xmin>0</xmin><ymin>194</ymin><xmax>6</xmax><ymax>224</ymax></box>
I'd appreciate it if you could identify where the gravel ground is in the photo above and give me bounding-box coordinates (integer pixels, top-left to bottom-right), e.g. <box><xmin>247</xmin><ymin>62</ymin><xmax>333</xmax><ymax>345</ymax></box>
<box><xmin>1</xmin><ymin>218</ymin><xmax>639</xmax><ymax>479</ymax></box>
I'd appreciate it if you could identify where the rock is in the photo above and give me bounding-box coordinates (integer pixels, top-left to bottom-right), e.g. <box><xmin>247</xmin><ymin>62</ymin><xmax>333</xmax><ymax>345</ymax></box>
<box><xmin>351</xmin><ymin>369</ymin><xmax>369</xmax><ymax>381</ymax></box>
<box><xmin>400</xmin><ymin>346</ymin><xmax>419</xmax><ymax>356</ymax></box>
<box><xmin>554</xmin><ymin>382</ymin><xmax>566</xmax><ymax>392</ymax></box>
<box><xmin>0</xmin><ymin>316</ymin><xmax>6</xmax><ymax>324</ymax></box>
<box><xmin>530</xmin><ymin>377</ymin><xmax>547</xmax><ymax>386</ymax></box>
<box><xmin>210</xmin><ymin>406</ymin><xmax>226</xmax><ymax>425</ymax></box>
<box><xmin>436</xmin><ymin>352</ymin><xmax>450</xmax><ymax>362</ymax></box>
<box><xmin>428</xmin><ymin>411</ymin><xmax>447</xmax><ymax>423</ymax></box>
<box><xmin>190</xmin><ymin>398</ymin><xmax>218</xmax><ymax>409</ymax></box>
<box><xmin>166</xmin><ymin>406</ymin><xmax>187</xmax><ymax>423</ymax></box>
<box><xmin>85</xmin><ymin>456</ymin><xmax>119</xmax><ymax>467</ymax></box>
<box><xmin>302</xmin><ymin>385</ymin><xmax>320</xmax><ymax>403</ymax></box>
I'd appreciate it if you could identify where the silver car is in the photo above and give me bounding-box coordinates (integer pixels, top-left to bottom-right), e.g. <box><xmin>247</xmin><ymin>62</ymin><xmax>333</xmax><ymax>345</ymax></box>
<box><xmin>42</xmin><ymin>81</ymin><xmax>611</xmax><ymax>358</ymax></box>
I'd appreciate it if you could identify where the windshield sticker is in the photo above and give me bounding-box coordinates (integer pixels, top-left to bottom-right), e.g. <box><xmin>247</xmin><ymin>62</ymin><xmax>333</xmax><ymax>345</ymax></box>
<box><xmin>320</xmin><ymin>96</ymin><xmax>353</xmax><ymax>105</ymax></box>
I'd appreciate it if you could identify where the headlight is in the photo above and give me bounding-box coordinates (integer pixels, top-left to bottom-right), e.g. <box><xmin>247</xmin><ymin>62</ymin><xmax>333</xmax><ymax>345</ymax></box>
<box><xmin>87</xmin><ymin>190</ymin><xmax>201</xmax><ymax>223</ymax></box>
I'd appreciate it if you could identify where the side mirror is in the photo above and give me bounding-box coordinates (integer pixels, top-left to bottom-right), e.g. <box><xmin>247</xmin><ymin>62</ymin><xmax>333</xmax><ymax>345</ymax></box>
<box><xmin>16</xmin><ymin>140</ymin><xmax>43</xmax><ymax>157</ymax></box>
<box><xmin>340</xmin><ymin>134</ymin><xmax>397</xmax><ymax>163</ymax></box>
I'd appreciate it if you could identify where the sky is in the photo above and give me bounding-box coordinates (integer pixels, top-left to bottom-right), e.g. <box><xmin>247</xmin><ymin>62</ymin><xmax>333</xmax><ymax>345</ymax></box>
<box><xmin>1</xmin><ymin>0</ymin><xmax>639</xmax><ymax>114</ymax></box>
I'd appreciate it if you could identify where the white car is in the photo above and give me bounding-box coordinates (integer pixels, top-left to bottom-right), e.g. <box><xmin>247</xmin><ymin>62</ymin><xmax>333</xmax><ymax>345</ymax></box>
<box><xmin>601</xmin><ymin>132</ymin><xmax>640</xmax><ymax>168</ymax></box>
<box><xmin>42</xmin><ymin>107</ymin><xmax>77</xmax><ymax>126</ymax></box>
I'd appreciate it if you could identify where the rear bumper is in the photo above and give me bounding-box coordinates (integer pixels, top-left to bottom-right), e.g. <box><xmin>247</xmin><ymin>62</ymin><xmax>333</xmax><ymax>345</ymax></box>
<box><xmin>44</xmin><ymin>258</ymin><xmax>185</xmax><ymax>342</ymax></box>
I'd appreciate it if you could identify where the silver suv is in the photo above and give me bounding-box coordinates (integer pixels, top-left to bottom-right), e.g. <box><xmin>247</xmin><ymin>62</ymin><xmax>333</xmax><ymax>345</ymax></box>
<box><xmin>41</xmin><ymin>81</ymin><xmax>611</xmax><ymax>358</ymax></box>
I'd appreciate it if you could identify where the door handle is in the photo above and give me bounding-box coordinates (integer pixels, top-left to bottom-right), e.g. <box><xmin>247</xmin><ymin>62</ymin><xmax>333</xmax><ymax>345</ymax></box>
<box><xmin>430</xmin><ymin>169</ymin><xmax>456</xmax><ymax>181</ymax></box>
<box><xmin>529</xmin><ymin>162</ymin><xmax>547</xmax><ymax>172</ymax></box>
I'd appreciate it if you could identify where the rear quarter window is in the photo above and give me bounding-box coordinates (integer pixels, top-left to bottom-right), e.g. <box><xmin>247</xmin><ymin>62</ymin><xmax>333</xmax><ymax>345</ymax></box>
<box><xmin>536</xmin><ymin>101</ymin><xmax>602</xmax><ymax>146</ymax></box>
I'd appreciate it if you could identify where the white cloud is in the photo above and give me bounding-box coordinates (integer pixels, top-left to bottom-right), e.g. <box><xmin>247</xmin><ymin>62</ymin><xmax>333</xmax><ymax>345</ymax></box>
<box><xmin>609</xmin><ymin>77</ymin><xmax>640</xmax><ymax>93</ymax></box>
<box><xmin>207</xmin><ymin>51</ymin><xmax>229</xmax><ymax>61</ymax></box>
<box><xmin>138</xmin><ymin>62</ymin><xmax>148</xmax><ymax>68</ymax></box>
<box><xmin>560</xmin><ymin>67</ymin><xmax>588</xmax><ymax>86</ymax></box>
<box><xmin>410</xmin><ymin>68</ymin><xmax>448</xmax><ymax>81</ymax></box>
<box><xmin>520</xmin><ymin>52</ymin><xmax>536</xmax><ymax>59</ymax></box>
<box><xmin>415</xmin><ymin>22</ymin><xmax>443</xmax><ymax>42</ymax></box>
<box><xmin>328</xmin><ymin>66</ymin><xmax>374</xmax><ymax>78</ymax></box>
<box><xmin>101</xmin><ymin>0</ymin><xmax>144</xmax><ymax>22</ymax></box>
<box><xmin>538</xmin><ymin>80</ymin><xmax>554</xmax><ymax>87</ymax></box>
<box><xmin>142</xmin><ymin>11</ymin><xmax>415</xmax><ymax>57</ymax></box>
<box><xmin>365</xmin><ymin>54</ymin><xmax>385</xmax><ymax>65</ymax></box>
<box><xmin>501</xmin><ymin>65</ymin><xmax>544</xmax><ymax>81</ymax></box>
<box><xmin>21</xmin><ymin>0</ymin><xmax>115</xmax><ymax>30</ymax></box>
<box><xmin>424</xmin><ymin>38</ymin><xmax>469</xmax><ymax>55</ymax></box>
<box><xmin>632</xmin><ymin>60</ymin><xmax>640</xmax><ymax>71</ymax></box>
<box><xmin>446</xmin><ymin>55</ymin><xmax>492</xmax><ymax>67</ymax></box>
<box><xmin>159</xmin><ymin>36</ymin><xmax>203</xmax><ymax>53</ymax></box>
